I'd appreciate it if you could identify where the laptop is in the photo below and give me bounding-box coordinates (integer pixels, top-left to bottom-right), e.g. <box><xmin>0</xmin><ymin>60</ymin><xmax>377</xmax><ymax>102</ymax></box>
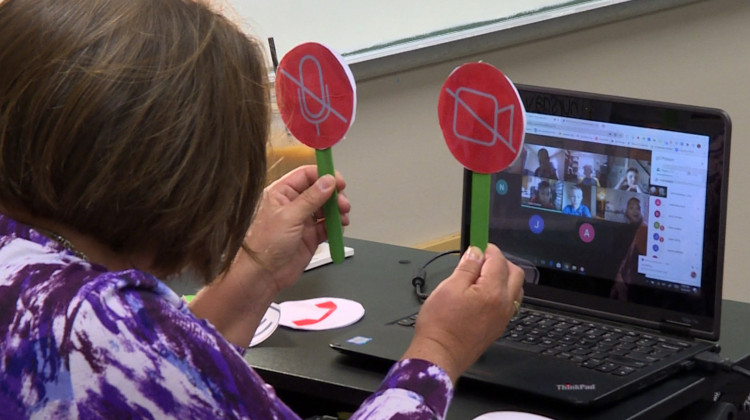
<box><xmin>330</xmin><ymin>84</ymin><xmax>731</xmax><ymax>407</ymax></box>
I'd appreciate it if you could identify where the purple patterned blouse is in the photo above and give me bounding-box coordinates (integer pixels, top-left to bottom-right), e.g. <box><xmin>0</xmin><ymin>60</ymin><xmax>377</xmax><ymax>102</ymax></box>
<box><xmin>0</xmin><ymin>214</ymin><xmax>453</xmax><ymax>419</ymax></box>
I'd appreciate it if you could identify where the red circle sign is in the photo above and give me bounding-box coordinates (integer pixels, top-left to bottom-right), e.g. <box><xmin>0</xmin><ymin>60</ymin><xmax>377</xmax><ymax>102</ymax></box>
<box><xmin>437</xmin><ymin>62</ymin><xmax>526</xmax><ymax>174</ymax></box>
<box><xmin>275</xmin><ymin>43</ymin><xmax>356</xmax><ymax>150</ymax></box>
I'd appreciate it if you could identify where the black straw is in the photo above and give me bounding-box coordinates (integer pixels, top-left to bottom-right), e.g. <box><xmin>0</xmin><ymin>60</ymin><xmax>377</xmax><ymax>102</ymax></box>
<box><xmin>267</xmin><ymin>37</ymin><xmax>279</xmax><ymax>72</ymax></box>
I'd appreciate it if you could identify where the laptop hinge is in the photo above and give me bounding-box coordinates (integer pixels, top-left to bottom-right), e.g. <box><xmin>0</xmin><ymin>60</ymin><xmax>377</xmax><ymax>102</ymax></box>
<box><xmin>659</xmin><ymin>319</ymin><xmax>693</xmax><ymax>338</ymax></box>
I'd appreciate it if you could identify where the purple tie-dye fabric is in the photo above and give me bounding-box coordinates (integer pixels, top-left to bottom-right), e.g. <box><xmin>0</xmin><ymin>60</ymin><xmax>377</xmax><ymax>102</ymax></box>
<box><xmin>0</xmin><ymin>214</ymin><xmax>452</xmax><ymax>419</ymax></box>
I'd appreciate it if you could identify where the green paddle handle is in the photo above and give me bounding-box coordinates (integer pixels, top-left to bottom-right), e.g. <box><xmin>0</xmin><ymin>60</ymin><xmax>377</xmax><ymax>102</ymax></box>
<box><xmin>470</xmin><ymin>172</ymin><xmax>490</xmax><ymax>251</ymax></box>
<box><xmin>316</xmin><ymin>148</ymin><xmax>345</xmax><ymax>264</ymax></box>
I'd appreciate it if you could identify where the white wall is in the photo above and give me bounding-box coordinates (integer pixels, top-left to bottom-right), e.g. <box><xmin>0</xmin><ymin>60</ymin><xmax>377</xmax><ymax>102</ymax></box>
<box><xmin>333</xmin><ymin>0</ymin><xmax>750</xmax><ymax>303</ymax></box>
<box><xmin>235</xmin><ymin>0</ymin><xmax>575</xmax><ymax>58</ymax></box>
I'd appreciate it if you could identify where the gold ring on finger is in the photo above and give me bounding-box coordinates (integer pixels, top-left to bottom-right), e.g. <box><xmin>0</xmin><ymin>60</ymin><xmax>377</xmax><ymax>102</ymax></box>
<box><xmin>512</xmin><ymin>300</ymin><xmax>521</xmax><ymax>318</ymax></box>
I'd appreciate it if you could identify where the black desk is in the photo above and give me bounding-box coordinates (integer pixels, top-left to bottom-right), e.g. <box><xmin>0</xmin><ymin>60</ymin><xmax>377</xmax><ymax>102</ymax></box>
<box><xmin>196</xmin><ymin>238</ymin><xmax>750</xmax><ymax>419</ymax></box>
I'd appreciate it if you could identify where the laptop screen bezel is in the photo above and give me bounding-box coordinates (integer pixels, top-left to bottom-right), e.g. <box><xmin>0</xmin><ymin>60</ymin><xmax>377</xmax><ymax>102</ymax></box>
<box><xmin>460</xmin><ymin>84</ymin><xmax>731</xmax><ymax>341</ymax></box>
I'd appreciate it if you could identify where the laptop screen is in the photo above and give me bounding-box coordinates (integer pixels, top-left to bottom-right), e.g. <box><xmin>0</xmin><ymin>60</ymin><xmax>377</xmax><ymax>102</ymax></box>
<box><xmin>461</xmin><ymin>85</ymin><xmax>731</xmax><ymax>340</ymax></box>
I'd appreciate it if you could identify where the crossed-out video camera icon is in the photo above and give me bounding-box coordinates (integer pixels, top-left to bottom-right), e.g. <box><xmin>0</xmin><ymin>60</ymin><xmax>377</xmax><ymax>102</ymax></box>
<box><xmin>446</xmin><ymin>86</ymin><xmax>517</xmax><ymax>154</ymax></box>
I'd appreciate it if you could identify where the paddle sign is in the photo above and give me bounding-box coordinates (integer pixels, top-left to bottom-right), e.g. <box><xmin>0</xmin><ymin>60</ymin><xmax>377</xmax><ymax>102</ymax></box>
<box><xmin>275</xmin><ymin>42</ymin><xmax>356</xmax><ymax>264</ymax></box>
<box><xmin>437</xmin><ymin>62</ymin><xmax>526</xmax><ymax>250</ymax></box>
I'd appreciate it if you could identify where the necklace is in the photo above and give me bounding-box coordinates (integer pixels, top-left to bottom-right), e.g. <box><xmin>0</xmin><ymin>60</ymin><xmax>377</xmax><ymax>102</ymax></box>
<box><xmin>34</xmin><ymin>226</ymin><xmax>90</xmax><ymax>261</ymax></box>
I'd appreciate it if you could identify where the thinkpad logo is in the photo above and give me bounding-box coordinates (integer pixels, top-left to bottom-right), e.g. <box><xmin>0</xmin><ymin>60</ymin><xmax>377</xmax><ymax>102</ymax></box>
<box><xmin>556</xmin><ymin>384</ymin><xmax>596</xmax><ymax>391</ymax></box>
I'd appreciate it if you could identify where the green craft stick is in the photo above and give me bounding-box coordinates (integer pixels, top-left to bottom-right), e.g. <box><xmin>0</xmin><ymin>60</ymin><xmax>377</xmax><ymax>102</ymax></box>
<box><xmin>470</xmin><ymin>172</ymin><xmax>490</xmax><ymax>251</ymax></box>
<box><xmin>315</xmin><ymin>148</ymin><xmax>345</xmax><ymax>264</ymax></box>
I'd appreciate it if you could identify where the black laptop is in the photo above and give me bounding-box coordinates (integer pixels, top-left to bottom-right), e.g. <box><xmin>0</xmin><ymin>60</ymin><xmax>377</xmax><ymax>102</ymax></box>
<box><xmin>330</xmin><ymin>84</ymin><xmax>731</xmax><ymax>407</ymax></box>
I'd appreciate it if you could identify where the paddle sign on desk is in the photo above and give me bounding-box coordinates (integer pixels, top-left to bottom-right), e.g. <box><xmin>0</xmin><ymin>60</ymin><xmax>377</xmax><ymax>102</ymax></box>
<box><xmin>275</xmin><ymin>42</ymin><xmax>356</xmax><ymax>264</ymax></box>
<box><xmin>438</xmin><ymin>63</ymin><xmax>526</xmax><ymax>251</ymax></box>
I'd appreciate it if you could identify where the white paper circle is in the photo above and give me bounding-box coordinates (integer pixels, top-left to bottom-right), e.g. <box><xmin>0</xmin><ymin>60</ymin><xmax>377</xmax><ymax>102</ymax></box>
<box><xmin>473</xmin><ymin>412</ymin><xmax>554</xmax><ymax>420</ymax></box>
<box><xmin>278</xmin><ymin>297</ymin><xmax>364</xmax><ymax>331</ymax></box>
<box><xmin>249</xmin><ymin>303</ymin><xmax>281</xmax><ymax>347</ymax></box>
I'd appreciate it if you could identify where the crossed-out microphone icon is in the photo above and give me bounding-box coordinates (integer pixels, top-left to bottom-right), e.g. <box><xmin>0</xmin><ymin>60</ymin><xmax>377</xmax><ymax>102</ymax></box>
<box><xmin>279</xmin><ymin>55</ymin><xmax>348</xmax><ymax>136</ymax></box>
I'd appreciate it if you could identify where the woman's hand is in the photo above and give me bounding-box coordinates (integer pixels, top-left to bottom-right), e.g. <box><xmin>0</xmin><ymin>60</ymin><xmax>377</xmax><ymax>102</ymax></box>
<box><xmin>242</xmin><ymin>165</ymin><xmax>350</xmax><ymax>293</ymax></box>
<box><xmin>402</xmin><ymin>244</ymin><xmax>525</xmax><ymax>383</ymax></box>
<box><xmin>189</xmin><ymin>165</ymin><xmax>349</xmax><ymax>347</ymax></box>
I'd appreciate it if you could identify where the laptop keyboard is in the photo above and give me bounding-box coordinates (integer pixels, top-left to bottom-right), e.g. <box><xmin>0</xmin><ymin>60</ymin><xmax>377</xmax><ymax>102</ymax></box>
<box><xmin>394</xmin><ymin>307</ymin><xmax>696</xmax><ymax>376</ymax></box>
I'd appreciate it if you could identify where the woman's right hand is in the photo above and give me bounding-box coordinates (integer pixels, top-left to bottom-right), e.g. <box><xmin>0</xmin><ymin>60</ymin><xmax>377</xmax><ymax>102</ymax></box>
<box><xmin>401</xmin><ymin>244</ymin><xmax>525</xmax><ymax>383</ymax></box>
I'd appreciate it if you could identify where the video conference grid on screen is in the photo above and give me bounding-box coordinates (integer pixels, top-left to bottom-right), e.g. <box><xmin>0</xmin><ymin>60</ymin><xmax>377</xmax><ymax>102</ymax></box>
<box><xmin>490</xmin><ymin>112</ymin><xmax>709</xmax><ymax>295</ymax></box>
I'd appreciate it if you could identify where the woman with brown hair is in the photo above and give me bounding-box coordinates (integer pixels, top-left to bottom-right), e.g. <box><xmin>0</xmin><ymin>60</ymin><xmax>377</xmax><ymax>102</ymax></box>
<box><xmin>0</xmin><ymin>0</ymin><xmax>524</xmax><ymax>418</ymax></box>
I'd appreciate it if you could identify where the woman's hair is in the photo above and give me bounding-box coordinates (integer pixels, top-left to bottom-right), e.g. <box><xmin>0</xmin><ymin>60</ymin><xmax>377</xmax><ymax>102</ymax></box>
<box><xmin>0</xmin><ymin>0</ymin><xmax>270</xmax><ymax>280</ymax></box>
